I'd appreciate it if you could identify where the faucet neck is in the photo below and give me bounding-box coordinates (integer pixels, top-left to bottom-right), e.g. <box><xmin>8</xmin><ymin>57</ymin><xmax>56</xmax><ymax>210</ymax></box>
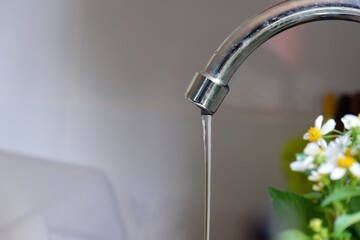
<box><xmin>186</xmin><ymin>0</ymin><xmax>360</xmax><ymax>114</ymax></box>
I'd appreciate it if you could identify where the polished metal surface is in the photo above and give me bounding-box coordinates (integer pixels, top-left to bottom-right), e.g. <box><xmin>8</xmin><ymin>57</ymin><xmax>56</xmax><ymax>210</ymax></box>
<box><xmin>186</xmin><ymin>0</ymin><xmax>360</xmax><ymax>115</ymax></box>
<box><xmin>186</xmin><ymin>73</ymin><xmax>229</xmax><ymax>115</ymax></box>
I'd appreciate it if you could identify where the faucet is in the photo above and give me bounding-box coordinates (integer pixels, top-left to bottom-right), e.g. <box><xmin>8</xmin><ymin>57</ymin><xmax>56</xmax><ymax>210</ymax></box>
<box><xmin>185</xmin><ymin>0</ymin><xmax>360</xmax><ymax>115</ymax></box>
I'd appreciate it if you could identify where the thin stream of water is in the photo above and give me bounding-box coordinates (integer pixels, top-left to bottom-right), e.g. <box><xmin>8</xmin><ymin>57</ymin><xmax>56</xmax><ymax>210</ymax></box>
<box><xmin>201</xmin><ymin>114</ymin><xmax>212</xmax><ymax>240</ymax></box>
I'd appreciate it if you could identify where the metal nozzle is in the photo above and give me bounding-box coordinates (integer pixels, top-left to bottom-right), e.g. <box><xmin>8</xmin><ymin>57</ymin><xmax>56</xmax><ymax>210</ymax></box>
<box><xmin>185</xmin><ymin>73</ymin><xmax>229</xmax><ymax>115</ymax></box>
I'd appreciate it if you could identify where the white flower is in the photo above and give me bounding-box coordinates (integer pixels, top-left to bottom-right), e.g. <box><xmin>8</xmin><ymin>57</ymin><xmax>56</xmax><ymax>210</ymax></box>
<box><xmin>308</xmin><ymin>171</ymin><xmax>325</xmax><ymax>191</ymax></box>
<box><xmin>324</xmin><ymin>134</ymin><xmax>352</xmax><ymax>158</ymax></box>
<box><xmin>341</xmin><ymin>114</ymin><xmax>360</xmax><ymax>130</ymax></box>
<box><xmin>317</xmin><ymin>135</ymin><xmax>359</xmax><ymax>180</ymax></box>
<box><xmin>318</xmin><ymin>136</ymin><xmax>360</xmax><ymax>180</ymax></box>
<box><xmin>290</xmin><ymin>143</ymin><xmax>322</xmax><ymax>172</ymax></box>
<box><xmin>313</xmin><ymin>182</ymin><xmax>325</xmax><ymax>192</ymax></box>
<box><xmin>308</xmin><ymin>171</ymin><xmax>321</xmax><ymax>182</ymax></box>
<box><xmin>303</xmin><ymin>115</ymin><xmax>336</xmax><ymax>147</ymax></box>
<box><xmin>318</xmin><ymin>156</ymin><xmax>360</xmax><ymax>180</ymax></box>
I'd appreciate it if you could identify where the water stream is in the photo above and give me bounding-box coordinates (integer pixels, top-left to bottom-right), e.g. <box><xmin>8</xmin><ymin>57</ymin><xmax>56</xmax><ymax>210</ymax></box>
<box><xmin>201</xmin><ymin>114</ymin><xmax>212</xmax><ymax>240</ymax></box>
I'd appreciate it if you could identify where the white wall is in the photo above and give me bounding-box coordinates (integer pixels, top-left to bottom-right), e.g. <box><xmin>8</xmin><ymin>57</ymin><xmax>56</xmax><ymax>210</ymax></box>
<box><xmin>0</xmin><ymin>0</ymin><xmax>360</xmax><ymax>239</ymax></box>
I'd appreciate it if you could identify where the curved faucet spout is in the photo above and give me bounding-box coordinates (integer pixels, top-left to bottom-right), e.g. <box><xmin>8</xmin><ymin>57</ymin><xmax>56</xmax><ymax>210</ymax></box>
<box><xmin>185</xmin><ymin>0</ymin><xmax>360</xmax><ymax>115</ymax></box>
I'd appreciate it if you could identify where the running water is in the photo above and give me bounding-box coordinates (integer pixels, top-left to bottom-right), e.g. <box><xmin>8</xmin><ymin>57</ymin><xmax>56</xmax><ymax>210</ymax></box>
<box><xmin>201</xmin><ymin>114</ymin><xmax>212</xmax><ymax>240</ymax></box>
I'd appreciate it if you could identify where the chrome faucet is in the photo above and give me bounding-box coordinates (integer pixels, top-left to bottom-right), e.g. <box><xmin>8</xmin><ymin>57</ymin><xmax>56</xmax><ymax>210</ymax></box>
<box><xmin>185</xmin><ymin>0</ymin><xmax>360</xmax><ymax>115</ymax></box>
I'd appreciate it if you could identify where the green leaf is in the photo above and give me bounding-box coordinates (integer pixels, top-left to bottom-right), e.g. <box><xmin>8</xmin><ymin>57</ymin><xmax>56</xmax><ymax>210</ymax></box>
<box><xmin>334</xmin><ymin>212</ymin><xmax>360</xmax><ymax>235</ymax></box>
<box><xmin>304</xmin><ymin>192</ymin><xmax>322</xmax><ymax>201</ymax></box>
<box><xmin>349</xmin><ymin>196</ymin><xmax>360</xmax><ymax>212</ymax></box>
<box><xmin>321</xmin><ymin>187</ymin><xmax>360</xmax><ymax>207</ymax></box>
<box><xmin>276</xmin><ymin>229</ymin><xmax>310</xmax><ymax>240</ymax></box>
<box><xmin>349</xmin><ymin>196</ymin><xmax>360</xmax><ymax>238</ymax></box>
<box><xmin>268</xmin><ymin>187</ymin><xmax>323</xmax><ymax>233</ymax></box>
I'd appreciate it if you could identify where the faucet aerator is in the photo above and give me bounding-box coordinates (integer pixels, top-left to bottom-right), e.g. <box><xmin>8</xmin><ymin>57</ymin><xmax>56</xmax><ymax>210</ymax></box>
<box><xmin>186</xmin><ymin>72</ymin><xmax>229</xmax><ymax>115</ymax></box>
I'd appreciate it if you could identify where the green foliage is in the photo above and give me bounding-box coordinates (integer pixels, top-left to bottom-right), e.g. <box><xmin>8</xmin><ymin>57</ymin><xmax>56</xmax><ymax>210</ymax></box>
<box><xmin>349</xmin><ymin>197</ymin><xmax>360</xmax><ymax>238</ymax></box>
<box><xmin>269</xmin><ymin>186</ymin><xmax>360</xmax><ymax>239</ymax></box>
<box><xmin>304</xmin><ymin>192</ymin><xmax>323</xmax><ymax>201</ymax></box>
<box><xmin>334</xmin><ymin>212</ymin><xmax>360</xmax><ymax>236</ymax></box>
<box><xmin>276</xmin><ymin>229</ymin><xmax>310</xmax><ymax>240</ymax></box>
<box><xmin>271</xmin><ymin>115</ymin><xmax>360</xmax><ymax>239</ymax></box>
<box><xmin>321</xmin><ymin>187</ymin><xmax>360</xmax><ymax>207</ymax></box>
<box><xmin>268</xmin><ymin>187</ymin><xmax>323</xmax><ymax>233</ymax></box>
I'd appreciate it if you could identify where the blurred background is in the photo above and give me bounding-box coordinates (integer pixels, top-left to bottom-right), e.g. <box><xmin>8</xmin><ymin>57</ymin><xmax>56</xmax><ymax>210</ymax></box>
<box><xmin>0</xmin><ymin>0</ymin><xmax>360</xmax><ymax>239</ymax></box>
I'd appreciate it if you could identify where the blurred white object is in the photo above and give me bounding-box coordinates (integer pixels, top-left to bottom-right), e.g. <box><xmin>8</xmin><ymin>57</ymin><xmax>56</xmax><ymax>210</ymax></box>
<box><xmin>0</xmin><ymin>151</ymin><xmax>125</xmax><ymax>240</ymax></box>
<box><xmin>0</xmin><ymin>214</ymin><xmax>47</xmax><ymax>240</ymax></box>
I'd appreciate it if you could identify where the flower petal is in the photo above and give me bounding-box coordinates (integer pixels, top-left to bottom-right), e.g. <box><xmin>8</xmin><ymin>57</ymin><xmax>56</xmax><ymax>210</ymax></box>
<box><xmin>313</xmin><ymin>182</ymin><xmax>324</xmax><ymax>191</ymax></box>
<box><xmin>318</xmin><ymin>162</ymin><xmax>336</xmax><ymax>174</ymax></box>
<box><xmin>303</xmin><ymin>132</ymin><xmax>309</xmax><ymax>140</ymax></box>
<box><xmin>324</xmin><ymin>143</ymin><xmax>342</xmax><ymax>159</ymax></box>
<box><xmin>334</xmin><ymin>134</ymin><xmax>352</xmax><ymax>149</ymax></box>
<box><xmin>290</xmin><ymin>161</ymin><xmax>305</xmax><ymax>172</ymax></box>
<box><xmin>318</xmin><ymin>139</ymin><xmax>328</xmax><ymax>148</ymax></box>
<box><xmin>303</xmin><ymin>156</ymin><xmax>314</xmax><ymax>167</ymax></box>
<box><xmin>321</xmin><ymin>119</ymin><xmax>336</xmax><ymax>135</ymax></box>
<box><xmin>315</xmin><ymin>115</ymin><xmax>323</xmax><ymax>129</ymax></box>
<box><xmin>330</xmin><ymin>167</ymin><xmax>346</xmax><ymax>180</ymax></box>
<box><xmin>341</xmin><ymin>114</ymin><xmax>359</xmax><ymax>130</ymax></box>
<box><xmin>304</xmin><ymin>143</ymin><xmax>320</xmax><ymax>155</ymax></box>
<box><xmin>350</xmin><ymin>163</ymin><xmax>360</xmax><ymax>178</ymax></box>
<box><xmin>308</xmin><ymin>171</ymin><xmax>320</xmax><ymax>181</ymax></box>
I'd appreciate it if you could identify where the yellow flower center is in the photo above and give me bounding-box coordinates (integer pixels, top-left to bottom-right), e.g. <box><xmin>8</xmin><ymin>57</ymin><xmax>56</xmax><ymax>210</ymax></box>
<box><xmin>337</xmin><ymin>156</ymin><xmax>356</xmax><ymax>169</ymax></box>
<box><xmin>307</xmin><ymin>127</ymin><xmax>322</xmax><ymax>142</ymax></box>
